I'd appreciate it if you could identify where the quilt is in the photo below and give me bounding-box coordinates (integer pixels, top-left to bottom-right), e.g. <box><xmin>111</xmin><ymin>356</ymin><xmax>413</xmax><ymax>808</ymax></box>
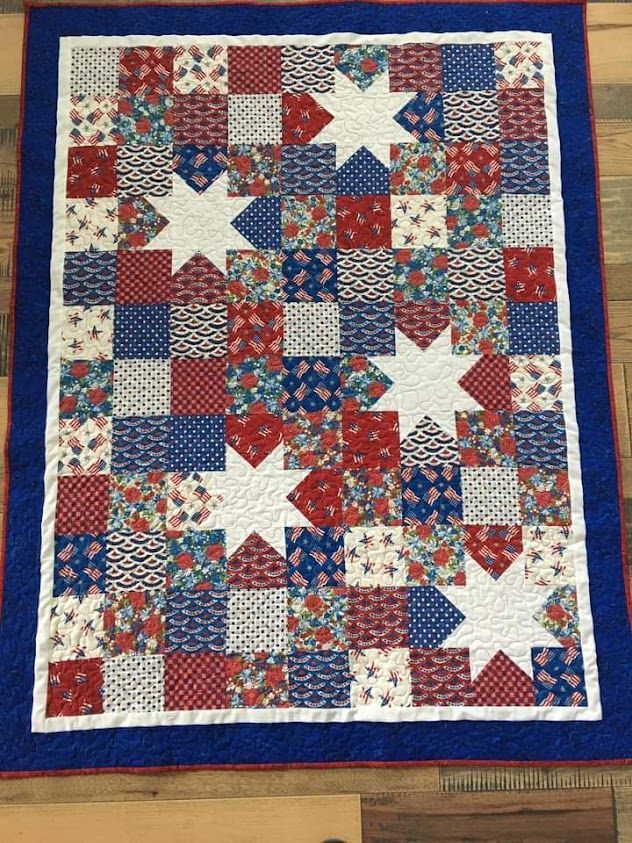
<box><xmin>1</xmin><ymin>1</ymin><xmax>631</xmax><ymax>772</ymax></box>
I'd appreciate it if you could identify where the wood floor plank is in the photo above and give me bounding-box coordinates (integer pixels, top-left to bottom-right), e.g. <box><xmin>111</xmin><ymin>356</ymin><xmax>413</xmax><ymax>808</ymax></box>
<box><xmin>607</xmin><ymin>301</ymin><xmax>632</xmax><ymax>362</ymax></box>
<box><xmin>600</xmin><ymin>176</ymin><xmax>632</xmax><ymax>265</ymax></box>
<box><xmin>0</xmin><ymin>766</ymin><xmax>439</xmax><ymax>805</ymax></box>
<box><xmin>0</xmin><ymin>16</ymin><xmax>22</xmax><ymax>97</ymax></box>
<box><xmin>587</xmin><ymin>4</ymin><xmax>632</xmax><ymax>86</ymax></box>
<box><xmin>611</xmin><ymin>363</ymin><xmax>632</xmax><ymax>457</ymax></box>
<box><xmin>606</xmin><ymin>264</ymin><xmax>631</xmax><ymax>300</ymax></box>
<box><xmin>361</xmin><ymin>789</ymin><xmax>617</xmax><ymax>843</ymax></box>
<box><xmin>615</xmin><ymin>787</ymin><xmax>632</xmax><ymax>843</ymax></box>
<box><xmin>595</xmin><ymin>122</ymin><xmax>632</xmax><ymax>176</ymax></box>
<box><xmin>0</xmin><ymin>794</ymin><xmax>362</xmax><ymax>843</ymax></box>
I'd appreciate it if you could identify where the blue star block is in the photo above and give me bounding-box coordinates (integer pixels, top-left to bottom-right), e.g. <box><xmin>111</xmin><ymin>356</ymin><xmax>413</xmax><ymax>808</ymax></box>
<box><xmin>173</xmin><ymin>145</ymin><xmax>227</xmax><ymax>194</ymax></box>
<box><xmin>232</xmin><ymin>197</ymin><xmax>281</xmax><ymax>249</ymax></box>
<box><xmin>394</xmin><ymin>93</ymin><xmax>444</xmax><ymax>142</ymax></box>
<box><xmin>285</xmin><ymin>526</ymin><xmax>345</xmax><ymax>586</ymax></box>
<box><xmin>408</xmin><ymin>586</ymin><xmax>465</xmax><ymax>647</ymax></box>
<box><xmin>336</xmin><ymin>146</ymin><xmax>390</xmax><ymax>195</ymax></box>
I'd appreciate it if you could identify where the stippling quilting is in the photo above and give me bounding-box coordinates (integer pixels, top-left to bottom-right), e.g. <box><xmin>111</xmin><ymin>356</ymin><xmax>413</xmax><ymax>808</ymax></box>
<box><xmin>40</xmin><ymin>32</ymin><xmax>593</xmax><ymax>727</ymax></box>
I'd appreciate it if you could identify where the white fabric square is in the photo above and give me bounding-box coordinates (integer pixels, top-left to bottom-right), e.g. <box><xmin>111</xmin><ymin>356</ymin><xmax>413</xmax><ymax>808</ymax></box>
<box><xmin>70</xmin><ymin>47</ymin><xmax>119</xmax><ymax>95</ymax></box>
<box><xmin>65</xmin><ymin>199</ymin><xmax>118</xmax><ymax>251</ymax></box>
<box><xmin>166</xmin><ymin>472</ymin><xmax>222</xmax><ymax>531</ymax></box>
<box><xmin>113</xmin><ymin>359</ymin><xmax>171</xmax><ymax>417</ymax></box>
<box><xmin>58</xmin><ymin>417</ymin><xmax>112</xmax><ymax>476</ymax></box>
<box><xmin>461</xmin><ymin>466</ymin><xmax>521</xmax><ymax>525</ymax></box>
<box><xmin>49</xmin><ymin>595</ymin><xmax>106</xmax><ymax>660</ymax></box>
<box><xmin>391</xmin><ymin>195</ymin><xmax>447</xmax><ymax>248</ymax></box>
<box><xmin>103</xmin><ymin>655</ymin><xmax>165</xmax><ymax>712</ymax></box>
<box><xmin>173</xmin><ymin>45</ymin><xmax>228</xmax><ymax>94</ymax></box>
<box><xmin>443</xmin><ymin>91</ymin><xmax>500</xmax><ymax>142</ymax></box>
<box><xmin>337</xmin><ymin>248</ymin><xmax>394</xmax><ymax>302</ymax></box>
<box><xmin>228</xmin><ymin>94</ymin><xmax>282</xmax><ymax>144</ymax></box>
<box><xmin>170</xmin><ymin>304</ymin><xmax>227</xmax><ymax>358</ymax></box>
<box><xmin>106</xmin><ymin>531</ymin><xmax>168</xmax><ymax>592</ymax></box>
<box><xmin>284</xmin><ymin>302</ymin><xmax>340</xmax><ymax>356</ymax></box>
<box><xmin>502</xmin><ymin>194</ymin><xmax>552</xmax><ymax>247</ymax></box>
<box><xmin>523</xmin><ymin>525</ymin><xmax>575</xmax><ymax>586</ymax></box>
<box><xmin>345</xmin><ymin>526</ymin><xmax>408</xmax><ymax>587</ymax></box>
<box><xmin>350</xmin><ymin>647</ymin><xmax>412</xmax><ymax>708</ymax></box>
<box><xmin>61</xmin><ymin>306</ymin><xmax>113</xmax><ymax>360</ymax></box>
<box><xmin>69</xmin><ymin>94</ymin><xmax>118</xmax><ymax>146</ymax></box>
<box><xmin>227</xmin><ymin>588</ymin><xmax>288</xmax><ymax>652</ymax></box>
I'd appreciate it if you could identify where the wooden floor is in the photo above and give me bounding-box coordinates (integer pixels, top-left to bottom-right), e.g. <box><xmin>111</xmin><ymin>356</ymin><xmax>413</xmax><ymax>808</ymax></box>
<box><xmin>0</xmin><ymin>3</ymin><xmax>630</xmax><ymax>841</ymax></box>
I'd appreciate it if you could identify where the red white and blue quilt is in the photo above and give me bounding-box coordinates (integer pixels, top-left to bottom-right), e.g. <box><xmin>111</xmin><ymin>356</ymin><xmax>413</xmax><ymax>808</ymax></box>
<box><xmin>1</xmin><ymin>1</ymin><xmax>630</xmax><ymax>772</ymax></box>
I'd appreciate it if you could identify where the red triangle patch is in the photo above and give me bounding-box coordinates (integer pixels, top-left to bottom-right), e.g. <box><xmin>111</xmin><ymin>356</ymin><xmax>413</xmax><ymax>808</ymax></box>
<box><xmin>465</xmin><ymin>525</ymin><xmax>523</xmax><ymax>579</ymax></box>
<box><xmin>282</xmin><ymin>93</ymin><xmax>333</xmax><ymax>145</ymax></box>
<box><xmin>227</xmin><ymin>532</ymin><xmax>286</xmax><ymax>588</ymax></box>
<box><xmin>395</xmin><ymin>300</ymin><xmax>450</xmax><ymax>350</ymax></box>
<box><xmin>473</xmin><ymin>651</ymin><xmax>535</xmax><ymax>706</ymax></box>
<box><xmin>171</xmin><ymin>252</ymin><xmax>226</xmax><ymax>304</ymax></box>
<box><xmin>458</xmin><ymin>355</ymin><xmax>512</xmax><ymax>410</ymax></box>
<box><xmin>226</xmin><ymin>413</ymin><xmax>283</xmax><ymax>469</ymax></box>
<box><xmin>288</xmin><ymin>469</ymin><xmax>343</xmax><ymax>527</ymax></box>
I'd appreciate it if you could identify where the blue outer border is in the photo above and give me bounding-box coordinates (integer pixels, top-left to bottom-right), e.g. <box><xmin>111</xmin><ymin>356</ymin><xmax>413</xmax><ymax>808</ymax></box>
<box><xmin>1</xmin><ymin>1</ymin><xmax>630</xmax><ymax>771</ymax></box>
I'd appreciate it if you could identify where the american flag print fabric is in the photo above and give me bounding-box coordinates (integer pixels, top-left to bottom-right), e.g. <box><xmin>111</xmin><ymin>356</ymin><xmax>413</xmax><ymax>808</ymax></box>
<box><xmin>33</xmin><ymin>30</ymin><xmax>602</xmax><ymax>731</ymax></box>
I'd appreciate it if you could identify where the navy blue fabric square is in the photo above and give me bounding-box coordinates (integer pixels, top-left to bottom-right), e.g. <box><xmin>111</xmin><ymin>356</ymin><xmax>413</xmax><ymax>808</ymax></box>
<box><xmin>169</xmin><ymin>415</ymin><xmax>226</xmax><ymax>471</ymax></box>
<box><xmin>282</xmin><ymin>249</ymin><xmax>337</xmax><ymax>302</ymax></box>
<box><xmin>394</xmin><ymin>93</ymin><xmax>444</xmax><ymax>142</ymax></box>
<box><xmin>165</xmin><ymin>589</ymin><xmax>227</xmax><ymax>653</ymax></box>
<box><xmin>532</xmin><ymin>646</ymin><xmax>587</xmax><ymax>707</ymax></box>
<box><xmin>402</xmin><ymin>465</ymin><xmax>462</xmax><ymax>525</ymax></box>
<box><xmin>232</xmin><ymin>197</ymin><xmax>282</xmax><ymax>249</ymax></box>
<box><xmin>408</xmin><ymin>586</ymin><xmax>465</xmax><ymax>647</ymax></box>
<box><xmin>281</xmin><ymin>144</ymin><xmax>336</xmax><ymax>194</ymax></box>
<box><xmin>112</xmin><ymin>416</ymin><xmax>171</xmax><ymax>472</ymax></box>
<box><xmin>114</xmin><ymin>304</ymin><xmax>170</xmax><ymax>358</ymax></box>
<box><xmin>514</xmin><ymin>411</ymin><xmax>568</xmax><ymax>470</ymax></box>
<box><xmin>285</xmin><ymin>526</ymin><xmax>345</xmax><ymax>586</ymax></box>
<box><xmin>340</xmin><ymin>301</ymin><xmax>395</xmax><ymax>355</ymax></box>
<box><xmin>508</xmin><ymin>301</ymin><xmax>560</xmax><ymax>354</ymax></box>
<box><xmin>336</xmin><ymin>147</ymin><xmax>390</xmax><ymax>195</ymax></box>
<box><xmin>501</xmin><ymin>140</ymin><xmax>550</xmax><ymax>194</ymax></box>
<box><xmin>54</xmin><ymin>533</ymin><xmax>107</xmax><ymax>597</ymax></box>
<box><xmin>441</xmin><ymin>44</ymin><xmax>496</xmax><ymax>91</ymax></box>
<box><xmin>288</xmin><ymin>651</ymin><xmax>351</xmax><ymax>708</ymax></box>
<box><xmin>282</xmin><ymin>356</ymin><xmax>341</xmax><ymax>412</ymax></box>
<box><xmin>173</xmin><ymin>145</ymin><xmax>227</xmax><ymax>194</ymax></box>
<box><xmin>63</xmin><ymin>250</ymin><xmax>116</xmax><ymax>305</ymax></box>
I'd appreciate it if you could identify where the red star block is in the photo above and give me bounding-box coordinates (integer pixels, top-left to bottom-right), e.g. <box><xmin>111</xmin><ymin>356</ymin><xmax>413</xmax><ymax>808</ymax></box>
<box><xmin>464</xmin><ymin>525</ymin><xmax>523</xmax><ymax>579</ymax></box>
<box><xmin>165</xmin><ymin>653</ymin><xmax>228</xmax><ymax>710</ymax></box>
<box><xmin>226</xmin><ymin>413</ymin><xmax>283</xmax><ymax>468</ymax></box>
<box><xmin>170</xmin><ymin>253</ymin><xmax>226</xmax><ymax>304</ymax></box>
<box><xmin>46</xmin><ymin>658</ymin><xmax>103</xmax><ymax>717</ymax></box>
<box><xmin>66</xmin><ymin>146</ymin><xmax>117</xmax><ymax>198</ymax></box>
<box><xmin>55</xmin><ymin>475</ymin><xmax>110</xmax><ymax>535</ymax></box>
<box><xmin>336</xmin><ymin>196</ymin><xmax>391</xmax><ymax>249</ymax></box>
<box><xmin>227</xmin><ymin>532</ymin><xmax>286</xmax><ymax>588</ymax></box>
<box><xmin>503</xmin><ymin>247</ymin><xmax>556</xmax><ymax>302</ymax></box>
<box><xmin>445</xmin><ymin>142</ymin><xmax>501</xmax><ymax>196</ymax></box>
<box><xmin>288</xmin><ymin>468</ymin><xmax>343</xmax><ymax>527</ymax></box>
<box><xmin>473</xmin><ymin>651</ymin><xmax>535</xmax><ymax>706</ymax></box>
<box><xmin>282</xmin><ymin>93</ymin><xmax>333</xmax><ymax>144</ymax></box>
<box><xmin>458</xmin><ymin>355</ymin><xmax>512</xmax><ymax>410</ymax></box>
<box><xmin>116</xmin><ymin>250</ymin><xmax>172</xmax><ymax>304</ymax></box>
<box><xmin>342</xmin><ymin>411</ymin><xmax>400</xmax><ymax>469</ymax></box>
<box><xmin>228</xmin><ymin>46</ymin><xmax>282</xmax><ymax>94</ymax></box>
<box><xmin>171</xmin><ymin>359</ymin><xmax>227</xmax><ymax>415</ymax></box>
<box><xmin>395</xmin><ymin>300</ymin><xmax>450</xmax><ymax>350</ymax></box>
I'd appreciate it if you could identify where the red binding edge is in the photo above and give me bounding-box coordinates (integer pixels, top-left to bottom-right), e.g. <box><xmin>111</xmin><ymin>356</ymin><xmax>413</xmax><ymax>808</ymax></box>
<box><xmin>1</xmin><ymin>0</ymin><xmax>630</xmax><ymax>778</ymax></box>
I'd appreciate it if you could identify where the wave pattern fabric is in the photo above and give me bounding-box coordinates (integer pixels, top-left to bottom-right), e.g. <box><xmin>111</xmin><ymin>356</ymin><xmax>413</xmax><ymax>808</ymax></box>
<box><xmin>2</xmin><ymin>2</ymin><xmax>630</xmax><ymax>771</ymax></box>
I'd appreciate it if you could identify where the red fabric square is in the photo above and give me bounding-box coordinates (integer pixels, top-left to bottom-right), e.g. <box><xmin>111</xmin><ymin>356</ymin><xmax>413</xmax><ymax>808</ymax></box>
<box><xmin>56</xmin><ymin>475</ymin><xmax>110</xmax><ymax>535</ymax></box>
<box><xmin>410</xmin><ymin>648</ymin><xmax>475</xmax><ymax>705</ymax></box>
<box><xmin>498</xmin><ymin>90</ymin><xmax>547</xmax><ymax>140</ymax></box>
<box><xmin>172</xmin><ymin>94</ymin><xmax>228</xmax><ymax>146</ymax></box>
<box><xmin>473</xmin><ymin>651</ymin><xmax>535</xmax><ymax>706</ymax></box>
<box><xmin>347</xmin><ymin>587</ymin><xmax>409</xmax><ymax>649</ymax></box>
<box><xmin>165</xmin><ymin>653</ymin><xmax>228</xmax><ymax>710</ymax></box>
<box><xmin>116</xmin><ymin>250</ymin><xmax>172</xmax><ymax>304</ymax></box>
<box><xmin>446</xmin><ymin>143</ymin><xmax>501</xmax><ymax>196</ymax></box>
<box><xmin>119</xmin><ymin>47</ymin><xmax>174</xmax><ymax>96</ymax></box>
<box><xmin>336</xmin><ymin>196</ymin><xmax>391</xmax><ymax>249</ymax></box>
<box><xmin>287</xmin><ymin>468</ymin><xmax>343</xmax><ymax>527</ymax></box>
<box><xmin>458</xmin><ymin>355</ymin><xmax>512</xmax><ymax>411</ymax></box>
<box><xmin>228</xmin><ymin>46</ymin><xmax>282</xmax><ymax>94</ymax></box>
<box><xmin>503</xmin><ymin>247</ymin><xmax>556</xmax><ymax>302</ymax></box>
<box><xmin>342</xmin><ymin>411</ymin><xmax>400</xmax><ymax>469</ymax></box>
<box><xmin>388</xmin><ymin>44</ymin><xmax>443</xmax><ymax>93</ymax></box>
<box><xmin>282</xmin><ymin>93</ymin><xmax>333</xmax><ymax>145</ymax></box>
<box><xmin>171</xmin><ymin>359</ymin><xmax>227</xmax><ymax>415</ymax></box>
<box><xmin>66</xmin><ymin>147</ymin><xmax>117</xmax><ymax>198</ymax></box>
<box><xmin>226</xmin><ymin>413</ymin><xmax>283</xmax><ymax>468</ymax></box>
<box><xmin>46</xmin><ymin>658</ymin><xmax>104</xmax><ymax>717</ymax></box>
<box><xmin>227</xmin><ymin>302</ymin><xmax>283</xmax><ymax>363</ymax></box>
<box><xmin>171</xmin><ymin>253</ymin><xmax>226</xmax><ymax>304</ymax></box>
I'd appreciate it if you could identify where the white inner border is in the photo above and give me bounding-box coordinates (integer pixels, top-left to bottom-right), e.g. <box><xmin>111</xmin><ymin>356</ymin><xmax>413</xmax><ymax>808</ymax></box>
<box><xmin>31</xmin><ymin>30</ymin><xmax>601</xmax><ymax>732</ymax></box>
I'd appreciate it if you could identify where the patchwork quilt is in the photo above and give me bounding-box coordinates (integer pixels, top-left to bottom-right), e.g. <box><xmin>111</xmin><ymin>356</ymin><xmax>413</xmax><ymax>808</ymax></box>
<box><xmin>2</xmin><ymin>2</ymin><xmax>630</xmax><ymax>771</ymax></box>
